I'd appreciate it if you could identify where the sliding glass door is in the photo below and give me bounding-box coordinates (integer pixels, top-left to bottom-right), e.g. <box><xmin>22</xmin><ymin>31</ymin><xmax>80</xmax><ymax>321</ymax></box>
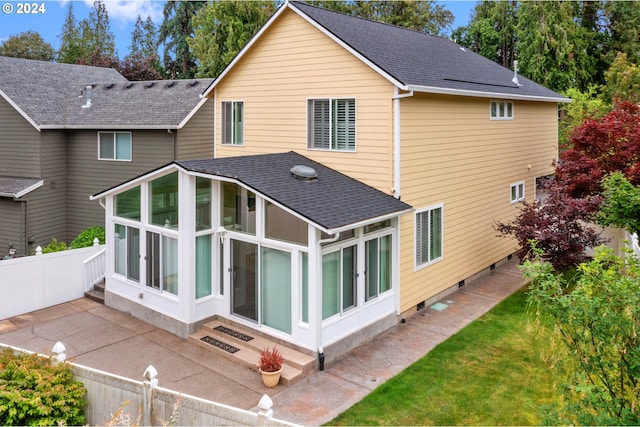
<box><xmin>230</xmin><ymin>239</ymin><xmax>291</xmax><ymax>333</ymax></box>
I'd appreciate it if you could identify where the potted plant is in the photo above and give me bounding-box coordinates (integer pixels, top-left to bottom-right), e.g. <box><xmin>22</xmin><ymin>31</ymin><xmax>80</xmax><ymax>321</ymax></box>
<box><xmin>257</xmin><ymin>346</ymin><xmax>284</xmax><ymax>387</ymax></box>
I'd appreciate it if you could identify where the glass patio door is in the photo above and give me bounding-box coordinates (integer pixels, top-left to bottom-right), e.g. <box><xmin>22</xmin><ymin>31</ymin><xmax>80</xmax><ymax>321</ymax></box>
<box><xmin>231</xmin><ymin>240</ymin><xmax>258</xmax><ymax>322</ymax></box>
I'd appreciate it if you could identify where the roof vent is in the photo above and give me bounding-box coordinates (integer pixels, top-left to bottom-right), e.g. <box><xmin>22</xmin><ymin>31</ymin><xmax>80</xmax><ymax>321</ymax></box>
<box><xmin>81</xmin><ymin>85</ymin><xmax>92</xmax><ymax>108</ymax></box>
<box><xmin>291</xmin><ymin>165</ymin><xmax>317</xmax><ymax>180</ymax></box>
<box><xmin>512</xmin><ymin>60</ymin><xmax>522</xmax><ymax>87</ymax></box>
<box><xmin>104</xmin><ymin>83</ymin><xmax>114</xmax><ymax>90</ymax></box>
<box><xmin>124</xmin><ymin>82</ymin><xmax>134</xmax><ymax>89</ymax></box>
<box><xmin>164</xmin><ymin>81</ymin><xmax>176</xmax><ymax>88</ymax></box>
<box><xmin>188</xmin><ymin>80</ymin><xmax>198</xmax><ymax>87</ymax></box>
<box><xmin>144</xmin><ymin>82</ymin><xmax>155</xmax><ymax>88</ymax></box>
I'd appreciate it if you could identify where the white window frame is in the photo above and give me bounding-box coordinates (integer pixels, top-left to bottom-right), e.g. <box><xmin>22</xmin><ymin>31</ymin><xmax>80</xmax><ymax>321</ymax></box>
<box><xmin>307</xmin><ymin>98</ymin><xmax>356</xmax><ymax>151</ymax></box>
<box><xmin>98</xmin><ymin>131</ymin><xmax>132</xmax><ymax>161</ymax></box>
<box><xmin>221</xmin><ymin>100</ymin><xmax>244</xmax><ymax>146</ymax></box>
<box><xmin>415</xmin><ymin>204</ymin><xmax>444</xmax><ymax>270</ymax></box>
<box><xmin>490</xmin><ymin>100</ymin><xmax>514</xmax><ymax>120</ymax></box>
<box><xmin>510</xmin><ymin>181</ymin><xmax>525</xmax><ymax>203</ymax></box>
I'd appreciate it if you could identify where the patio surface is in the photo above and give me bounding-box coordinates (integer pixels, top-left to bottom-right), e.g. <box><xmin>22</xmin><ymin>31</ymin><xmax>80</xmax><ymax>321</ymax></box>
<box><xmin>0</xmin><ymin>257</ymin><xmax>526</xmax><ymax>426</ymax></box>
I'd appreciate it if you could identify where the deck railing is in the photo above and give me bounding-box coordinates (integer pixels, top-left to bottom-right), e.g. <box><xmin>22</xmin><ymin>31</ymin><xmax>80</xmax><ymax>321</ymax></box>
<box><xmin>83</xmin><ymin>238</ymin><xmax>106</xmax><ymax>292</ymax></box>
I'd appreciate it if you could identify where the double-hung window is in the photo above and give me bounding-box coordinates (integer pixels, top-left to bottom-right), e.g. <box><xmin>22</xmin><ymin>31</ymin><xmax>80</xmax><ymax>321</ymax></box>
<box><xmin>415</xmin><ymin>205</ymin><xmax>443</xmax><ymax>268</ymax></box>
<box><xmin>308</xmin><ymin>98</ymin><xmax>356</xmax><ymax>151</ymax></box>
<box><xmin>221</xmin><ymin>101</ymin><xmax>244</xmax><ymax>145</ymax></box>
<box><xmin>510</xmin><ymin>181</ymin><xmax>525</xmax><ymax>202</ymax></box>
<box><xmin>490</xmin><ymin>101</ymin><xmax>514</xmax><ymax>120</ymax></box>
<box><xmin>99</xmin><ymin>132</ymin><xmax>132</xmax><ymax>160</ymax></box>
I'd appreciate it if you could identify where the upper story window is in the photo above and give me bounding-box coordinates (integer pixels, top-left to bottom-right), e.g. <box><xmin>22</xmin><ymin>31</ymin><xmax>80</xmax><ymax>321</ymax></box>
<box><xmin>490</xmin><ymin>101</ymin><xmax>514</xmax><ymax>120</ymax></box>
<box><xmin>221</xmin><ymin>101</ymin><xmax>244</xmax><ymax>145</ymax></box>
<box><xmin>99</xmin><ymin>132</ymin><xmax>132</xmax><ymax>160</ymax></box>
<box><xmin>308</xmin><ymin>98</ymin><xmax>356</xmax><ymax>151</ymax></box>
<box><xmin>510</xmin><ymin>181</ymin><xmax>525</xmax><ymax>203</ymax></box>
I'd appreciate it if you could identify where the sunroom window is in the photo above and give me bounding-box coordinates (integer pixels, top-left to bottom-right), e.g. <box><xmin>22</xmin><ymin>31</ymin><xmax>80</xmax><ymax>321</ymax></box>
<box><xmin>265</xmin><ymin>201</ymin><xmax>308</xmax><ymax>245</ymax></box>
<box><xmin>115</xmin><ymin>186</ymin><xmax>140</xmax><ymax>220</ymax></box>
<box><xmin>322</xmin><ymin>244</ymin><xmax>357</xmax><ymax>319</ymax></box>
<box><xmin>365</xmin><ymin>234</ymin><xmax>392</xmax><ymax>301</ymax></box>
<box><xmin>114</xmin><ymin>224</ymin><xmax>140</xmax><ymax>282</ymax></box>
<box><xmin>150</xmin><ymin>172</ymin><xmax>178</xmax><ymax>229</ymax></box>
<box><xmin>222</xmin><ymin>181</ymin><xmax>255</xmax><ymax>234</ymax></box>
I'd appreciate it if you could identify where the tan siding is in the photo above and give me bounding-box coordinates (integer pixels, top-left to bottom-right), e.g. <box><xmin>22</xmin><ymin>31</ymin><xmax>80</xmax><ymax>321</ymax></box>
<box><xmin>213</xmin><ymin>8</ymin><xmax>394</xmax><ymax>193</ymax></box>
<box><xmin>0</xmin><ymin>98</ymin><xmax>41</xmax><ymax>177</ymax></box>
<box><xmin>397</xmin><ymin>94</ymin><xmax>558</xmax><ymax>312</ymax></box>
<box><xmin>65</xmin><ymin>130</ymin><xmax>175</xmax><ymax>239</ymax></box>
<box><xmin>176</xmin><ymin>99</ymin><xmax>215</xmax><ymax>160</ymax></box>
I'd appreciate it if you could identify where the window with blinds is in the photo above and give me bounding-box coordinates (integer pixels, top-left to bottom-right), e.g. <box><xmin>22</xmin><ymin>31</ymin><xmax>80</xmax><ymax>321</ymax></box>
<box><xmin>415</xmin><ymin>205</ymin><xmax>443</xmax><ymax>267</ymax></box>
<box><xmin>308</xmin><ymin>98</ymin><xmax>356</xmax><ymax>151</ymax></box>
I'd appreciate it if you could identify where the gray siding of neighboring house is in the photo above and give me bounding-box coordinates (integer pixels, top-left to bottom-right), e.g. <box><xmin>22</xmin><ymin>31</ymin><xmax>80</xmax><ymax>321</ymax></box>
<box><xmin>0</xmin><ymin>97</ymin><xmax>41</xmax><ymax>177</ymax></box>
<box><xmin>65</xmin><ymin>130</ymin><xmax>175</xmax><ymax>240</ymax></box>
<box><xmin>0</xmin><ymin>198</ymin><xmax>25</xmax><ymax>256</ymax></box>
<box><xmin>176</xmin><ymin>99</ymin><xmax>214</xmax><ymax>160</ymax></box>
<box><xmin>23</xmin><ymin>130</ymin><xmax>68</xmax><ymax>251</ymax></box>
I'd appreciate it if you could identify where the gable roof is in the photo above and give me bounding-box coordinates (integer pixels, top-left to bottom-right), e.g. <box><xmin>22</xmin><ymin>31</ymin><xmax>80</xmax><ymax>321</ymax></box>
<box><xmin>94</xmin><ymin>151</ymin><xmax>412</xmax><ymax>233</ymax></box>
<box><xmin>0</xmin><ymin>56</ymin><xmax>213</xmax><ymax>130</ymax></box>
<box><xmin>203</xmin><ymin>1</ymin><xmax>568</xmax><ymax>103</ymax></box>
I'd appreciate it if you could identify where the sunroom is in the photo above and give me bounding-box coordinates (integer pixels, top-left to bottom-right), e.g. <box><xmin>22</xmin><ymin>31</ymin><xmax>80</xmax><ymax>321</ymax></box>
<box><xmin>91</xmin><ymin>151</ymin><xmax>412</xmax><ymax>356</ymax></box>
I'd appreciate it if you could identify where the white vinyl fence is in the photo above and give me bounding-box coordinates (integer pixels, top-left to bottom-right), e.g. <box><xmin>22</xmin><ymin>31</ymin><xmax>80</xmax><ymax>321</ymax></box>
<box><xmin>0</xmin><ymin>243</ymin><xmax>105</xmax><ymax>320</ymax></box>
<box><xmin>0</xmin><ymin>343</ymin><xmax>297</xmax><ymax>427</ymax></box>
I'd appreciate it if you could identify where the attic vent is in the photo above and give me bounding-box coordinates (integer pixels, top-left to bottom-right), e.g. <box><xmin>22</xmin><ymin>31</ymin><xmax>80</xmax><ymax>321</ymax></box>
<box><xmin>144</xmin><ymin>82</ymin><xmax>155</xmax><ymax>88</ymax></box>
<box><xmin>187</xmin><ymin>80</ymin><xmax>198</xmax><ymax>87</ymax></box>
<box><xmin>291</xmin><ymin>165</ymin><xmax>317</xmax><ymax>180</ymax></box>
<box><xmin>124</xmin><ymin>83</ymin><xmax>134</xmax><ymax>89</ymax></box>
<box><xmin>104</xmin><ymin>83</ymin><xmax>114</xmax><ymax>89</ymax></box>
<box><xmin>164</xmin><ymin>81</ymin><xmax>176</xmax><ymax>88</ymax></box>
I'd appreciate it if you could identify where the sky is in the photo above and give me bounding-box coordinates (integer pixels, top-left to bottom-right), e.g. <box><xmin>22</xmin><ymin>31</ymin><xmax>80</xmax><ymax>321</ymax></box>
<box><xmin>0</xmin><ymin>0</ymin><xmax>476</xmax><ymax>59</ymax></box>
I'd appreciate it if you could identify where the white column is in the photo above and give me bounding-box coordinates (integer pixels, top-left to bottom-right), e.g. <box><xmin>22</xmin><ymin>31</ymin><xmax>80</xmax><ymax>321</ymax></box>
<box><xmin>179</xmin><ymin>172</ymin><xmax>196</xmax><ymax>323</ymax></box>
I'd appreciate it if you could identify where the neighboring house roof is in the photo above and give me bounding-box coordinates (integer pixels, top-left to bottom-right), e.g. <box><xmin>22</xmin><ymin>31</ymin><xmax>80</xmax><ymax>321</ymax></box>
<box><xmin>0</xmin><ymin>56</ymin><xmax>213</xmax><ymax>130</ymax></box>
<box><xmin>94</xmin><ymin>151</ymin><xmax>413</xmax><ymax>233</ymax></box>
<box><xmin>203</xmin><ymin>0</ymin><xmax>569</xmax><ymax>103</ymax></box>
<box><xmin>0</xmin><ymin>176</ymin><xmax>43</xmax><ymax>198</ymax></box>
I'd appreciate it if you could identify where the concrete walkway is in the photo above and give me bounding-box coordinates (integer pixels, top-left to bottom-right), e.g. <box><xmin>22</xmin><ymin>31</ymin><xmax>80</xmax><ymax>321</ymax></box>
<box><xmin>0</xmin><ymin>258</ymin><xmax>526</xmax><ymax>426</ymax></box>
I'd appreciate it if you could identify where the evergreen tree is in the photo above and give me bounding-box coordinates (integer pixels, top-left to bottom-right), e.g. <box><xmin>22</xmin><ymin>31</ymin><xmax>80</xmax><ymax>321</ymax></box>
<box><xmin>189</xmin><ymin>0</ymin><xmax>275</xmax><ymax>78</ymax></box>
<box><xmin>57</xmin><ymin>2</ymin><xmax>83</xmax><ymax>64</ymax></box>
<box><xmin>159</xmin><ymin>1</ymin><xmax>206</xmax><ymax>79</ymax></box>
<box><xmin>79</xmin><ymin>0</ymin><xmax>116</xmax><ymax>59</ymax></box>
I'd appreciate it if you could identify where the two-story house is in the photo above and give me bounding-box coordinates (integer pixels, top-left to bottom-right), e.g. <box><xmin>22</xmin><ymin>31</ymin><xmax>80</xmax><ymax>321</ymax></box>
<box><xmin>0</xmin><ymin>56</ymin><xmax>214</xmax><ymax>256</ymax></box>
<box><xmin>92</xmin><ymin>1</ymin><xmax>568</xmax><ymax>365</ymax></box>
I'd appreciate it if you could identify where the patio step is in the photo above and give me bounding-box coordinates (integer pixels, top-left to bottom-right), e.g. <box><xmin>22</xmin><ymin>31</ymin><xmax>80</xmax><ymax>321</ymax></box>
<box><xmin>84</xmin><ymin>280</ymin><xmax>105</xmax><ymax>304</ymax></box>
<box><xmin>189</xmin><ymin>320</ymin><xmax>316</xmax><ymax>386</ymax></box>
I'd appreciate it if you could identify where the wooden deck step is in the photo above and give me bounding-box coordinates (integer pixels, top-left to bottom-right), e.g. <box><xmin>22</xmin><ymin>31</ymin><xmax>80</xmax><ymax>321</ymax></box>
<box><xmin>189</xmin><ymin>320</ymin><xmax>316</xmax><ymax>386</ymax></box>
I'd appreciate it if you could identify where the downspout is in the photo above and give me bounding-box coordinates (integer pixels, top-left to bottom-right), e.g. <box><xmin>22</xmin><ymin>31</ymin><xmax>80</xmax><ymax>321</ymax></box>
<box><xmin>316</xmin><ymin>231</ymin><xmax>340</xmax><ymax>370</ymax></box>
<box><xmin>392</xmin><ymin>87</ymin><xmax>414</xmax><ymax>199</ymax></box>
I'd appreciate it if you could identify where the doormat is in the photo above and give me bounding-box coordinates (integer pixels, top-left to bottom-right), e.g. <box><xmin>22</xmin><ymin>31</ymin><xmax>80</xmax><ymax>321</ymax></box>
<box><xmin>214</xmin><ymin>325</ymin><xmax>254</xmax><ymax>342</ymax></box>
<box><xmin>200</xmin><ymin>336</ymin><xmax>240</xmax><ymax>354</ymax></box>
<box><xmin>430</xmin><ymin>302</ymin><xmax>448</xmax><ymax>311</ymax></box>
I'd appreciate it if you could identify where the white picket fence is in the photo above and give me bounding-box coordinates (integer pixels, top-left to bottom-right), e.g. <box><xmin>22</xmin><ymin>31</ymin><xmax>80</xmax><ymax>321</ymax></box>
<box><xmin>0</xmin><ymin>343</ymin><xmax>296</xmax><ymax>427</ymax></box>
<box><xmin>0</xmin><ymin>241</ymin><xmax>105</xmax><ymax>320</ymax></box>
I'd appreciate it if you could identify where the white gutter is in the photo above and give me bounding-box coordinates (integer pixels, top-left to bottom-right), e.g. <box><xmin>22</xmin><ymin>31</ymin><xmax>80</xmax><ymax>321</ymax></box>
<box><xmin>392</xmin><ymin>87</ymin><xmax>414</xmax><ymax>199</ymax></box>
<box><xmin>406</xmin><ymin>84</ymin><xmax>571</xmax><ymax>103</ymax></box>
<box><xmin>14</xmin><ymin>180</ymin><xmax>43</xmax><ymax>198</ymax></box>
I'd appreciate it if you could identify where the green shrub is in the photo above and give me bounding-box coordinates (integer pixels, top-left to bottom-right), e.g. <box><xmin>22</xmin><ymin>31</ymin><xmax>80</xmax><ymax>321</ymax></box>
<box><xmin>70</xmin><ymin>226</ymin><xmax>105</xmax><ymax>249</ymax></box>
<box><xmin>0</xmin><ymin>348</ymin><xmax>87</xmax><ymax>426</ymax></box>
<box><xmin>41</xmin><ymin>238</ymin><xmax>68</xmax><ymax>254</ymax></box>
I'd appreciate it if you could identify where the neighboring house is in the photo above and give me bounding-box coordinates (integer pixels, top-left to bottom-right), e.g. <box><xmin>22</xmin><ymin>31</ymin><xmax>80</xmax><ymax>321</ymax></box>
<box><xmin>91</xmin><ymin>1</ymin><xmax>568</xmax><ymax>363</ymax></box>
<box><xmin>0</xmin><ymin>56</ymin><xmax>214</xmax><ymax>256</ymax></box>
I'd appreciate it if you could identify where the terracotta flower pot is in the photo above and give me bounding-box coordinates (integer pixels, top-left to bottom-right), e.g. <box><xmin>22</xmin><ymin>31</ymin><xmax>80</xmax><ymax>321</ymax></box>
<box><xmin>260</xmin><ymin>367</ymin><xmax>282</xmax><ymax>388</ymax></box>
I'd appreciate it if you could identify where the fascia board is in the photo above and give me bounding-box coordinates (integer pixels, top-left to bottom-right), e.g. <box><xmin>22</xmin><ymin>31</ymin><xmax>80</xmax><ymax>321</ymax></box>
<box><xmin>407</xmin><ymin>84</ymin><xmax>572</xmax><ymax>103</ymax></box>
<box><xmin>15</xmin><ymin>180</ymin><xmax>44</xmax><ymax>198</ymax></box>
<box><xmin>178</xmin><ymin>97</ymin><xmax>209</xmax><ymax>129</ymax></box>
<box><xmin>0</xmin><ymin>88</ymin><xmax>41</xmax><ymax>131</ymax></box>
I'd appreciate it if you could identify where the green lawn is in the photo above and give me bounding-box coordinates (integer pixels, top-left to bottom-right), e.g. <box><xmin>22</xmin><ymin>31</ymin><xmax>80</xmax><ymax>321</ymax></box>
<box><xmin>327</xmin><ymin>290</ymin><xmax>565</xmax><ymax>426</ymax></box>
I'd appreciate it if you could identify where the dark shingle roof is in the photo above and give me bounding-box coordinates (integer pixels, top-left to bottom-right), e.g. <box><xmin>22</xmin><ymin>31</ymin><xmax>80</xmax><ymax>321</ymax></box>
<box><xmin>176</xmin><ymin>151</ymin><xmax>412</xmax><ymax>231</ymax></box>
<box><xmin>0</xmin><ymin>56</ymin><xmax>212</xmax><ymax>128</ymax></box>
<box><xmin>0</xmin><ymin>176</ymin><xmax>43</xmax><ymax>198</ymax></box>
<box><xmin>64</xmin><ymin>79</ymin><xmax>213</xmax><ymax>128</ymax></box>
<box><xmin>288</xmin><ymin>1</ymin><xmax>566</xmax><ymax>101</ymax></box>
